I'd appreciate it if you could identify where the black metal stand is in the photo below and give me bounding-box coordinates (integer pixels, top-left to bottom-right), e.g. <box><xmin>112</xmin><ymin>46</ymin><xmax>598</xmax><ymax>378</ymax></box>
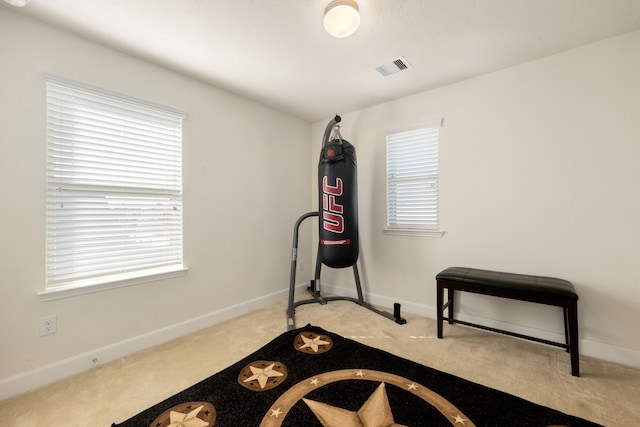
<box><xmin>286</xmin><ymin>211</ymin><xmax>407</xmax><ymax>330</ymax></box>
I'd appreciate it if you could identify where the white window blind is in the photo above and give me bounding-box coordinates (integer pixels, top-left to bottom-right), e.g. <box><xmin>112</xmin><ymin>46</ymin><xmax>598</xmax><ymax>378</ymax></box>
<box><xmin>46</xmin><ymin>75</ymin><xmax>186</xmax><ymax>291</ymax></box>
<box><xmin>386</xmin><ymin>119</ymin><xmax>442</xmax><ymax>232</ymax></box>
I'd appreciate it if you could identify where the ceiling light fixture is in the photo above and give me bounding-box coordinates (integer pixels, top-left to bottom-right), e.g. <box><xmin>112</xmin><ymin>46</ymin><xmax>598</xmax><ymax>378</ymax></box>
<box><xmin>4</xmin><ymin>0</ymin><xmax>29</xmax><ymax>6</ymax></box>
<box><xmin>323</xmin><ymin>0</ymin><xmax>360</xmax><ymax>38</ymax></box>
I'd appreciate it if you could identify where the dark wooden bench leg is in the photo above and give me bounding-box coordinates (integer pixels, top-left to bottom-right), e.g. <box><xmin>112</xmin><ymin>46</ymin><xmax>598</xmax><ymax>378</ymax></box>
<box><xmin>563</xmin><ymin>307</ymin><xmax>570</xmax><ymax>353</ymax></box>
<box><xmin>437</xmin><ymin>282</ymin><xmax>455</xmax><ymax>339</ymax></box>
<box><xmin>568</xmin><ymin>300</ymin><xmax>580</xmax><ymax>377</ymax></box>
<box><xmin>437</xmin><ymin>282</ymin><xmax>444</xmax><ymax>338</ymax></box>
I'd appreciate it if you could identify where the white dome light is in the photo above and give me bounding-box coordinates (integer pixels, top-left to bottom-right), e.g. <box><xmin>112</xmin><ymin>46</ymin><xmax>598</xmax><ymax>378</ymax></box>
<box><xmin>323</xmin><ymin>0</ymin><xmax>360</xmax><ymax>38</ymax></box>
<box><xmin>4</xmin><ymin>0</ymin><xmax>30</xmax><ymax>7</ymax></box>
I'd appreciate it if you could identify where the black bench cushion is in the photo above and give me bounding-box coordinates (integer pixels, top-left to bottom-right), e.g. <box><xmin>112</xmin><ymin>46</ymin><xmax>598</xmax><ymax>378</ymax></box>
<box><xmin>436</xmin><ymin>267</ymin><xmax>578</xmax><ymax>300</ymax></box>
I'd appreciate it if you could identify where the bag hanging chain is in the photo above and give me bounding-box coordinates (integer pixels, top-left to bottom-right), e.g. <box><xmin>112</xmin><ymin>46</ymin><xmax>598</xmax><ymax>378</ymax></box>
<box><xmin>330</xmin><ymin>124</ymin><xmax>343</xmax><ymax>145</ymax></box>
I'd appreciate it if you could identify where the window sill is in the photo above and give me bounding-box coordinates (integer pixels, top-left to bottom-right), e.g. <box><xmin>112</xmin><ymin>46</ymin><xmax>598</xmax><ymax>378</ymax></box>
<box><xmin>38</xmin><ymin>265</ymin><xmax>188</xmax><ymax>301</ymax></box>
<box><xmin>383</xmin><ymin>228</ymin><xmax>445</xmax><ymax>238</ymax></box>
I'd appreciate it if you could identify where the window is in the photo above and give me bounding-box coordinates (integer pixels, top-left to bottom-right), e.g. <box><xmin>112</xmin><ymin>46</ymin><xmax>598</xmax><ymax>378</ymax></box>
<box><xmin>385</xmin><ymin>119</ymin><xmax>443</xmax><ymax>237</ymax></box>
<box><xmin>43</xmin><ymin>74</ymin><xmax>187</xmax><ymax>298</ymax></box>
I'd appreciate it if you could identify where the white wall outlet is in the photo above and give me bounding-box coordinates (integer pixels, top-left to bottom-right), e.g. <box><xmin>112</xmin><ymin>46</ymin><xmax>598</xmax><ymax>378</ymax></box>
<box><xmin>39</xmin><ymin>314</ymin><xmax>57</xmax><ymax>336</ymax></box>
<box><xmin>298</xmin><ymin>260</ymin><xmax>304</xmax><ymax>272</ymax></box>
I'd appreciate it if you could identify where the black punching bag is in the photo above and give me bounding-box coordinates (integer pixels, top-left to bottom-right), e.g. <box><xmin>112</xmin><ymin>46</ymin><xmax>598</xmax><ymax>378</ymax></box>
<box><xmin>318</xmin><ymin>118</ymin><xmax>358</xmax><ymax>268</ymax></box>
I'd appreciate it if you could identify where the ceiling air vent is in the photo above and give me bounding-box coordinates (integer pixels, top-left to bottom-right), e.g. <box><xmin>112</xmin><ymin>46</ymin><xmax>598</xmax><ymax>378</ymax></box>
<box><xmin>375</xmin><ymin>56</ymin><xmax>413</xmax><ymax>77</ymax></box>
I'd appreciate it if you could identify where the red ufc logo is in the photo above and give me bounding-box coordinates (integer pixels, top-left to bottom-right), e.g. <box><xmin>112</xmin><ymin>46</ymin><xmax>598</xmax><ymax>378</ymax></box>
<box><xmin>322</xmin><ymin>176</ymin><xmax>344</xmax><ymax>233</ymax></box>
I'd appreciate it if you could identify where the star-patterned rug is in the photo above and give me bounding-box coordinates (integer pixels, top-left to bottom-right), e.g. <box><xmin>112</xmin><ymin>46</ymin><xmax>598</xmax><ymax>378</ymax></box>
<box><xmin>111</xmin><ymin>324</ymin><xmax>603</xmax><ymax>427</ymax></box>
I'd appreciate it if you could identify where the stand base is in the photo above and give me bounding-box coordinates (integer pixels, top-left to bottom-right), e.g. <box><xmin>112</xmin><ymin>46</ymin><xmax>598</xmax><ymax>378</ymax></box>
<box><xmin>286</xmin><ymin>280</ymin><xmax>407</xmax><ymax>331</ymax></box>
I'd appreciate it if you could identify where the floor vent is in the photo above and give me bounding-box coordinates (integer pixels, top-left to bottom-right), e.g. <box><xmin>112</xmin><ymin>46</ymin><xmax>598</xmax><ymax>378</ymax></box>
<box><xmin>375</xmin><ymin>56</ymin><xmax>413</xmax><ymax>77</ymax></box>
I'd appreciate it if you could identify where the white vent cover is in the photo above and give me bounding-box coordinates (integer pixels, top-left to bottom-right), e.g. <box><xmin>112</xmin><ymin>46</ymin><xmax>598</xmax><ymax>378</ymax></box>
<box><xmin>375</xmin><ymin>56</ymin><xmax>413</xmax><ymax>77</ymax></box>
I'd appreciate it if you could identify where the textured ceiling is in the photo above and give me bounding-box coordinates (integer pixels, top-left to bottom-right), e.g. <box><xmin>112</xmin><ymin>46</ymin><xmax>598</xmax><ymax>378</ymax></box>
<box><xmin>5</xmin><ymin>0</ymin><xmax>640</xmax><ymax>121</ymax></box>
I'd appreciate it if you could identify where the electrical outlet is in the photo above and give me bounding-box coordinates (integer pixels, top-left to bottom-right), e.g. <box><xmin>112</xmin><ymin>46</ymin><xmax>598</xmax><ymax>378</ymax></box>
<box><xmin>298</xmin><ymin>260</ymin><xmax>304</xmax><ymax>272</ymax></box>
<box><xmin>40</xmin><ymin>314</ymin><xmax>57</xmax><ymax>336</ymax></box>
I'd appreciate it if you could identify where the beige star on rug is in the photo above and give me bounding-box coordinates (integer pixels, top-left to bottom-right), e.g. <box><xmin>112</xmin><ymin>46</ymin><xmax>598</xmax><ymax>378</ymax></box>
<box><xmin>298</xmin><ymin>334</ymin><xmax>331</xmax><ymax>352</ymax></box>
<box><xmin>243</xmin><ymin>363</ymin><xmax>285</xmax><ymax>389</ymax></box>
<box><xmin>453</xmin><ymin>414</ymin><xmax>468</xmax><ymax>424</ymax></box>
<box><xmin>168</xmin><ymin>404</ymin><xmax>209</xmax><ymax>427</ymax></box>
<box><xmin>303</xmin><ymin>382</ymin><xmax>408</xmax><ymax>427</ymax></box>
<box><xmin>269</xmin><ymin>407</ymin><xmax>283</xmax><ymax>418</ymax></box>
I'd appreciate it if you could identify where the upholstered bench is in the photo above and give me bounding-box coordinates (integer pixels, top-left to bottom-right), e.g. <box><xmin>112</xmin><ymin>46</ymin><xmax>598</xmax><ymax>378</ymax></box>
<box><xmin>436</xmin><ymin>266</ymin><xmax>580</xmax><ymax>376</ymax></box>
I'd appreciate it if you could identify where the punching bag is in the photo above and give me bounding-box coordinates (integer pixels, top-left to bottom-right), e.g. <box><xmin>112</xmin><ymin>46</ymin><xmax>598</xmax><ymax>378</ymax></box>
<box><xmin>318</xmin><ymin>118</ymin><xmax>359</xmax><ymax>268</ymax></box>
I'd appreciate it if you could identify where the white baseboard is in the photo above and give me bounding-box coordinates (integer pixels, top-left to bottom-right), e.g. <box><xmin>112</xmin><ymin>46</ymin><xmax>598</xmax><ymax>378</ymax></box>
<box><xmin>3</xmin><ymin>282</ymin><xmax>638</xmax><ymax>400</ymax></box>
<box><xmin>0</xmin><ymin>284</ymin><xmax>308</xmax><ymax>401</ymax></box>
<box><xmin>321</xmin><ymin>283</ymin><xmax>640</xmax><ymax>370</ymax></box>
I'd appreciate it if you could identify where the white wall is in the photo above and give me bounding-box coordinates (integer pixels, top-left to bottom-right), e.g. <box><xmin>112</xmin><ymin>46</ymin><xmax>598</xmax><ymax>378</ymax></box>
<box><xmin>0</xmin><ymin>8</ymin><xmax>311</xmax><ymax>397</ymax></box>
<box><xmin>2</xmin><ymin>7</ymin><xmax>639</xmax><ymax>400</ymax></box>
<box><xmin>311</xmin><ymin>30</ymin><xmax>640</xmax><ymax>368</ymax></box>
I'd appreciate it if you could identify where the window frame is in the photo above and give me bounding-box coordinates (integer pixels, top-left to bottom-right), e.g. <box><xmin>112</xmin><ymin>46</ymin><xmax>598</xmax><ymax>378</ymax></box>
<box><xmin>40</xmin><ymin>73</ymin><xmax>188</xmax><ymax>301</ymax></box>
<box><xmin>384</xmin><ymin>118</ymin><xmax>444</xmax><ymax>238</ymax></box>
